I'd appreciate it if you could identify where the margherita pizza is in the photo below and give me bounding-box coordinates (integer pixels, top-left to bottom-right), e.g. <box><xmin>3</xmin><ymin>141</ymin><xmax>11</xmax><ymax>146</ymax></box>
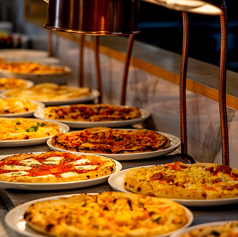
<box><xmin>123</xmin><ymin>162</ymin><xmax>238</xmax><ymax>200</ymax></box>
<box><xmin>0</xmin><ymin>118</ymin><xmax>60</xmax><ymax>140</ymax></box>
<box><xmin>3</xmin><ymin>83</ymin><xmax>90</xmax><ymax>101</ymax></box>
<box><xmin>43</xmin><ymin>103</ymin><xmax>142</xmax><ymax>122</ymax></box>
<box><xmin>0</xmin><ymin>151</ymin><xmax>116</xmax><ymax>183</ymax></box>
<box><xmin>51</xmin><ymin>127</ymin><xmax>171</xmax><ymax>154</ymax></box>
<box><xmin>0</xmin><ymin>97</ymin><xmax>38</xmax><ymax>114</ymax></box>
<box><xmin>24</xmin><ymin>192</ymin><xmax>189</xmax><ymax>237</ymax></box>
<box><xmin>182</xmin><ymin>221</ymin><xmax>238</xmax><ymax>237</ymax></box>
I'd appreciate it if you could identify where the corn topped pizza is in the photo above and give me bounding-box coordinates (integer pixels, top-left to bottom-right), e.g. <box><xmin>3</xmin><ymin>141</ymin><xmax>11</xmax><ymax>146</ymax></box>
<box><xmin>24</xmin><ymin>192</ymin><xmax>189</xmax><ymax>237</ymax></box>
<box><xmin>0</xmin><ymin>97</ymin><xmax>38</xmax><ymax>114</ymax></box>
<box><xmin>43</xmin><ymin>103</ymin><xmax>142</xmax><ymax>122</ymax></box>
<box><xmin>123</xmin><ymin>161</ymin><xmax>238</xmax><ymax>200</ymax></box>
<box><xmin>0</xmin><ymin>77</ymin><xmax>30</xmax><ymax>90</ymax></box>
<box><xmin>0</xmin><ymin>118</ymin><xmax>60</xmax><ymax>140</ymax></box>
<box><xmin>51</xmin><ymin>127</ymin><xmax>171</xmax><ymax>154</ymax></box>
<box><xmin>0</xmin><ymin>151</ymin><xmax>116</xmax><ymax>183</ymax></box>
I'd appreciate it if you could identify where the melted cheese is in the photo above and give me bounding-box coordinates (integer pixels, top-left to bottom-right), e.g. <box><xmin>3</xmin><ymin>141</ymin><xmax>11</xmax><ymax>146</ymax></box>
<box><xmin>70</xmin><ymin>159</ymin><xmax>91</xmax><ymax>165</ymax></box>
<box><xmin>74</xmin><ymin>165</ymin><xmax>98</xmax><ymax>170</ymax></box>
<box><xmin>2</xmin><ymin>165</ymin><xmax>31</xmax><ymax>171</ymax></box>
<box><xmin>3</xmin><ymin>171</ymin><xmax>28</xmax><ymax>177</ymax></box>
<box><xmin>60</xmin><ymin>172</ymin><xmax>79</xmax><ymax>178</ymax></box>
<box><xmin>20</xmin><ymin>158</ymin><xmax>41</xmax><ymax>166</ymax></box>
<box><xmin>44</xmin><ymin>156</ymin><xmax>63</xmax><ymax>164</ymax></box>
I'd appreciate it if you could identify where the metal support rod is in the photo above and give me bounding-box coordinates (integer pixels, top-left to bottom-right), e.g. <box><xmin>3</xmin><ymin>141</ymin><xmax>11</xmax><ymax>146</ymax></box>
<box><xmin>120</xmin><ymin>34</ymin><xmax>135</xmax><ymax>105</ymax></box>
<box><xmin>180</xmin><ymin>11</ymin><xmax>189</xmax><ymax>156</ymax></box>
<box><xmin>94</xmin><ymin>36</ymin><xmax>102</xmax><ymax>103</ymax></box>
<box><xmin>78</xmin><ymin>35</ymin><xmax>84</xmax><ymax>87</ymax></box>
<box><xmin>219</xmin><ymin>1</ymin><xmax>229</xmax><ymax>166</ymax></box>
<box><xmin>47</xmin><ymin>31</ymin><xmax>53</xmax><ymax>57</ymax></box>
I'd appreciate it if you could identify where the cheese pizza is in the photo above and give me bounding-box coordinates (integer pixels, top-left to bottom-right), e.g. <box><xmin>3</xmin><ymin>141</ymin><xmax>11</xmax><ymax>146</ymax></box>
<box><xmin>182</xmin><ymin>221</ymin><xmax>238</xmax><ymax>237</ymax></box>
<box><xmin>3</xmin><ymin>83</ymin><xmax>90</xmax><ymax>101</ymax></box>
<box><xmin>123</xmin><ymin>161</ymin><xmax>238</xmax><ymax>200</ymax></box>
<box><xmin>0</xmin><ymin>118</ymin><xmax>60</xmax><ymax>140</ymax></box>
<box><xmin>0</xmin><ymin>77</ymin><xmax>29</xmax><ymax>90</ymax></box>
<box><xmin>0</xmin><ymin>59</ymin><xmax>67</xmax><ymax>74</ymax></box>
<box><xmin>43</xmin><ymin>103</ymin><xmax>142</xmax><ymax>122</ymax></box>
<box><xmin>0</xmin><ymin>151</ymin><xmax>116</xmax><ymax>183</ymax></box>
<box><xmin>0</xmin><ymin>97</ymin><xmax>38</xmax><ymax>114</ymax></box>
<box><xmin>51</xmin><ymin>127</ymin><xmax>171</xmax><ymax>154</ymax></box>
<box><xmin>24</xmin><ymin>192</ymin><xmax>189</xmax><ymax>237</ymax></box>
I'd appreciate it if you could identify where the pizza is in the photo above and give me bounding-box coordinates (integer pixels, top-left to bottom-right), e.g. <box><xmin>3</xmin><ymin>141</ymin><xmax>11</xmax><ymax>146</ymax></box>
<box><xmin>43</xmin><ymin>103</ymin><xmax>142</xmax><ymax>122</ymax></box>
<box><xmin>0</xmin><ymin>97</ymin><xmax>38</xmax><ymax>114</ymax></box>
<box><xmin>24</xmin><ymin>192</ymin><xmax>189</xmax><ymax>237</ymax></box>
<box><xmin>51</xmin><ymin>127</ymin><xmax>171</xmax><ymax>154</ymax></box>
<box><xmin>182</xmin><ymin>221</ymin><xmax>238</xmax><ymax>237</ymax></box>
<box><xmin>123</xmin><ymin>161</ymin><xmax>238</xmax><ymax>200</ymax></box>
<box><xmin>0</xmin><ymin>59</ymin><xmax>67</xmax><ymax>74</ymax></box>
<box><xmin>0</xmin><ymin>118</ymin><xmax>60</xmax><ymax>140</ymax></box>
<box><xmin>0</xmin><ymin>151</ymin><xmax>116</xmax><ymax>183</ymax></box>
<box><xmin>0</xmin><ymin>77</ymin><xmax>30</xmax><ymax>90</ymax></box>
<box><xmin>3</xmin><ymin>83</ymin><xmax>90</xmax><ymax>101</ymax></box>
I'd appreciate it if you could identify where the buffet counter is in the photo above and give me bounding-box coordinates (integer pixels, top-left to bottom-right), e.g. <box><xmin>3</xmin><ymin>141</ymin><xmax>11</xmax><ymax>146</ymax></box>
<box><xmin>0</xmin><ymin>143</ymin><xmax>238</xmax><ymax>236</ymax></box>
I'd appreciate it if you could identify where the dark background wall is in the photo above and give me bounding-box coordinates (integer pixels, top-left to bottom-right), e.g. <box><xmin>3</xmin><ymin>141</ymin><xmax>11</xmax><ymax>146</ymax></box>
<box><xmin>136</xmin><ymin>1</ymin><xmax>238</xmax><ymax>73</ymax></box>
<box><xmin>0</xmin><ymin>0</ymin><xmax>237</xmax><ymax>73</ymax></box>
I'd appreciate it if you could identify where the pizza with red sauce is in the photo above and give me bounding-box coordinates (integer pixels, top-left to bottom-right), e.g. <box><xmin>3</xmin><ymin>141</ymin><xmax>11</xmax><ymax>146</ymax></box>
<box><xmin>50</xmin><ymin>127</ymin><xmax>171</xmax><ymax>154</ymax></box>
<box><xmin>0</xmin><ymin>151</ymin><xmax>116</xmax><ymax>183</ymax></box>
<box><xmin>43</xmin><ymin>104</ymin><xmax>142</xmax><ymax>122</ymax></box>
<box><xmin>123</xmin><ymin>161</ymin><xmax>238</xmax><ymax>199</ymax></box>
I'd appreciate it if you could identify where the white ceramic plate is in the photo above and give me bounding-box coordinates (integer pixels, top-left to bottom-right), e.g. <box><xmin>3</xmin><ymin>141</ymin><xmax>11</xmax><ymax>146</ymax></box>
<box><xmin>0</xmin><ymin>119</ymin><xmax>69</xmax><ymax>147</ymax></box>
<box><xmin>47</xmin><ymin>131</ymin><xmax>181</xmax><ymax>161</ymax></box>
<box><xmin>5</xmin><ymin>193</ymin><xmax>193</xmax><ymax>237</ymax></box>
<box><xmin>0</xmin><ymin>100</ymin><xmax>45</xmax><ymax>118</ymax></box>
<box><xmin>108</xmin><ymin>166</ymin><xmax>238</xmax><ymax>207</ymax></box>
<box><xmin>34</xmin><ymin>107</ymin><xmax>150</xmax><ymax>128</ymax></box>
<box><xmin>0</xmin><ymin>152</ymin><xmax>122</xmax><ymax>190</ymax></box>
<box><xmin>1</xmin><ymin>89</ymin><xmax>100</xmax><ymax>106</ymax></box>
<box><xmin>0</xmin><ymin>78</ymin><xmax>34</xmax><ymax>92</ymax></box>
<box><xmin>170</xmin><ymin>221</ymin><xmax>238</xmax><ymax>237</ymax></box>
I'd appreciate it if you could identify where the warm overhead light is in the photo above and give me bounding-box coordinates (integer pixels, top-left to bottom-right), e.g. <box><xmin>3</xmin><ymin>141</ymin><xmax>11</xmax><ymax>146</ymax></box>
<box><xmin>43</xmin><ymin>0</ymin><xmax>140</xmax><ymax>35</ymax></box>
<box><xmin>142</xmin><ymin>0</ymin><xmax>223</xmax><ymax>15</ymax></box>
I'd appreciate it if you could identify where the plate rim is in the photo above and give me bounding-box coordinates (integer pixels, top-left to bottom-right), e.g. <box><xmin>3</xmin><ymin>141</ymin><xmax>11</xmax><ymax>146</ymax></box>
<box><xmin>34</xmin><ymin>107</ymin><xmax>150</xmax><ymax>128</ymax></box>
<box><xmin>0</xmin><ymin>151</ymin><xmax>122</xmax><ymax>190</ymax></box>
<box><xmin>5</xmin><ymin>192</ymin><xmax>193</xmax><ymax>237</ymax></box>
<box><xmin>46</xmin><ymin>130</ymin><xmax>181</xmax><ymax>160</ymax></box>
<box><xmin>108</xmin><ymin>165</ymin><xmax>238</xmax><ymax>207</ymax></box>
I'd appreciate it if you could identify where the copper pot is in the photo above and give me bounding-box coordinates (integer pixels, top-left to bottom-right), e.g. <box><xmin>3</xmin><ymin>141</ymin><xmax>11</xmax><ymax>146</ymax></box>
<box><xmin>44</xmin><ymin>0</ymin><xmax>140</xmax><ymax>35</ymax></box>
